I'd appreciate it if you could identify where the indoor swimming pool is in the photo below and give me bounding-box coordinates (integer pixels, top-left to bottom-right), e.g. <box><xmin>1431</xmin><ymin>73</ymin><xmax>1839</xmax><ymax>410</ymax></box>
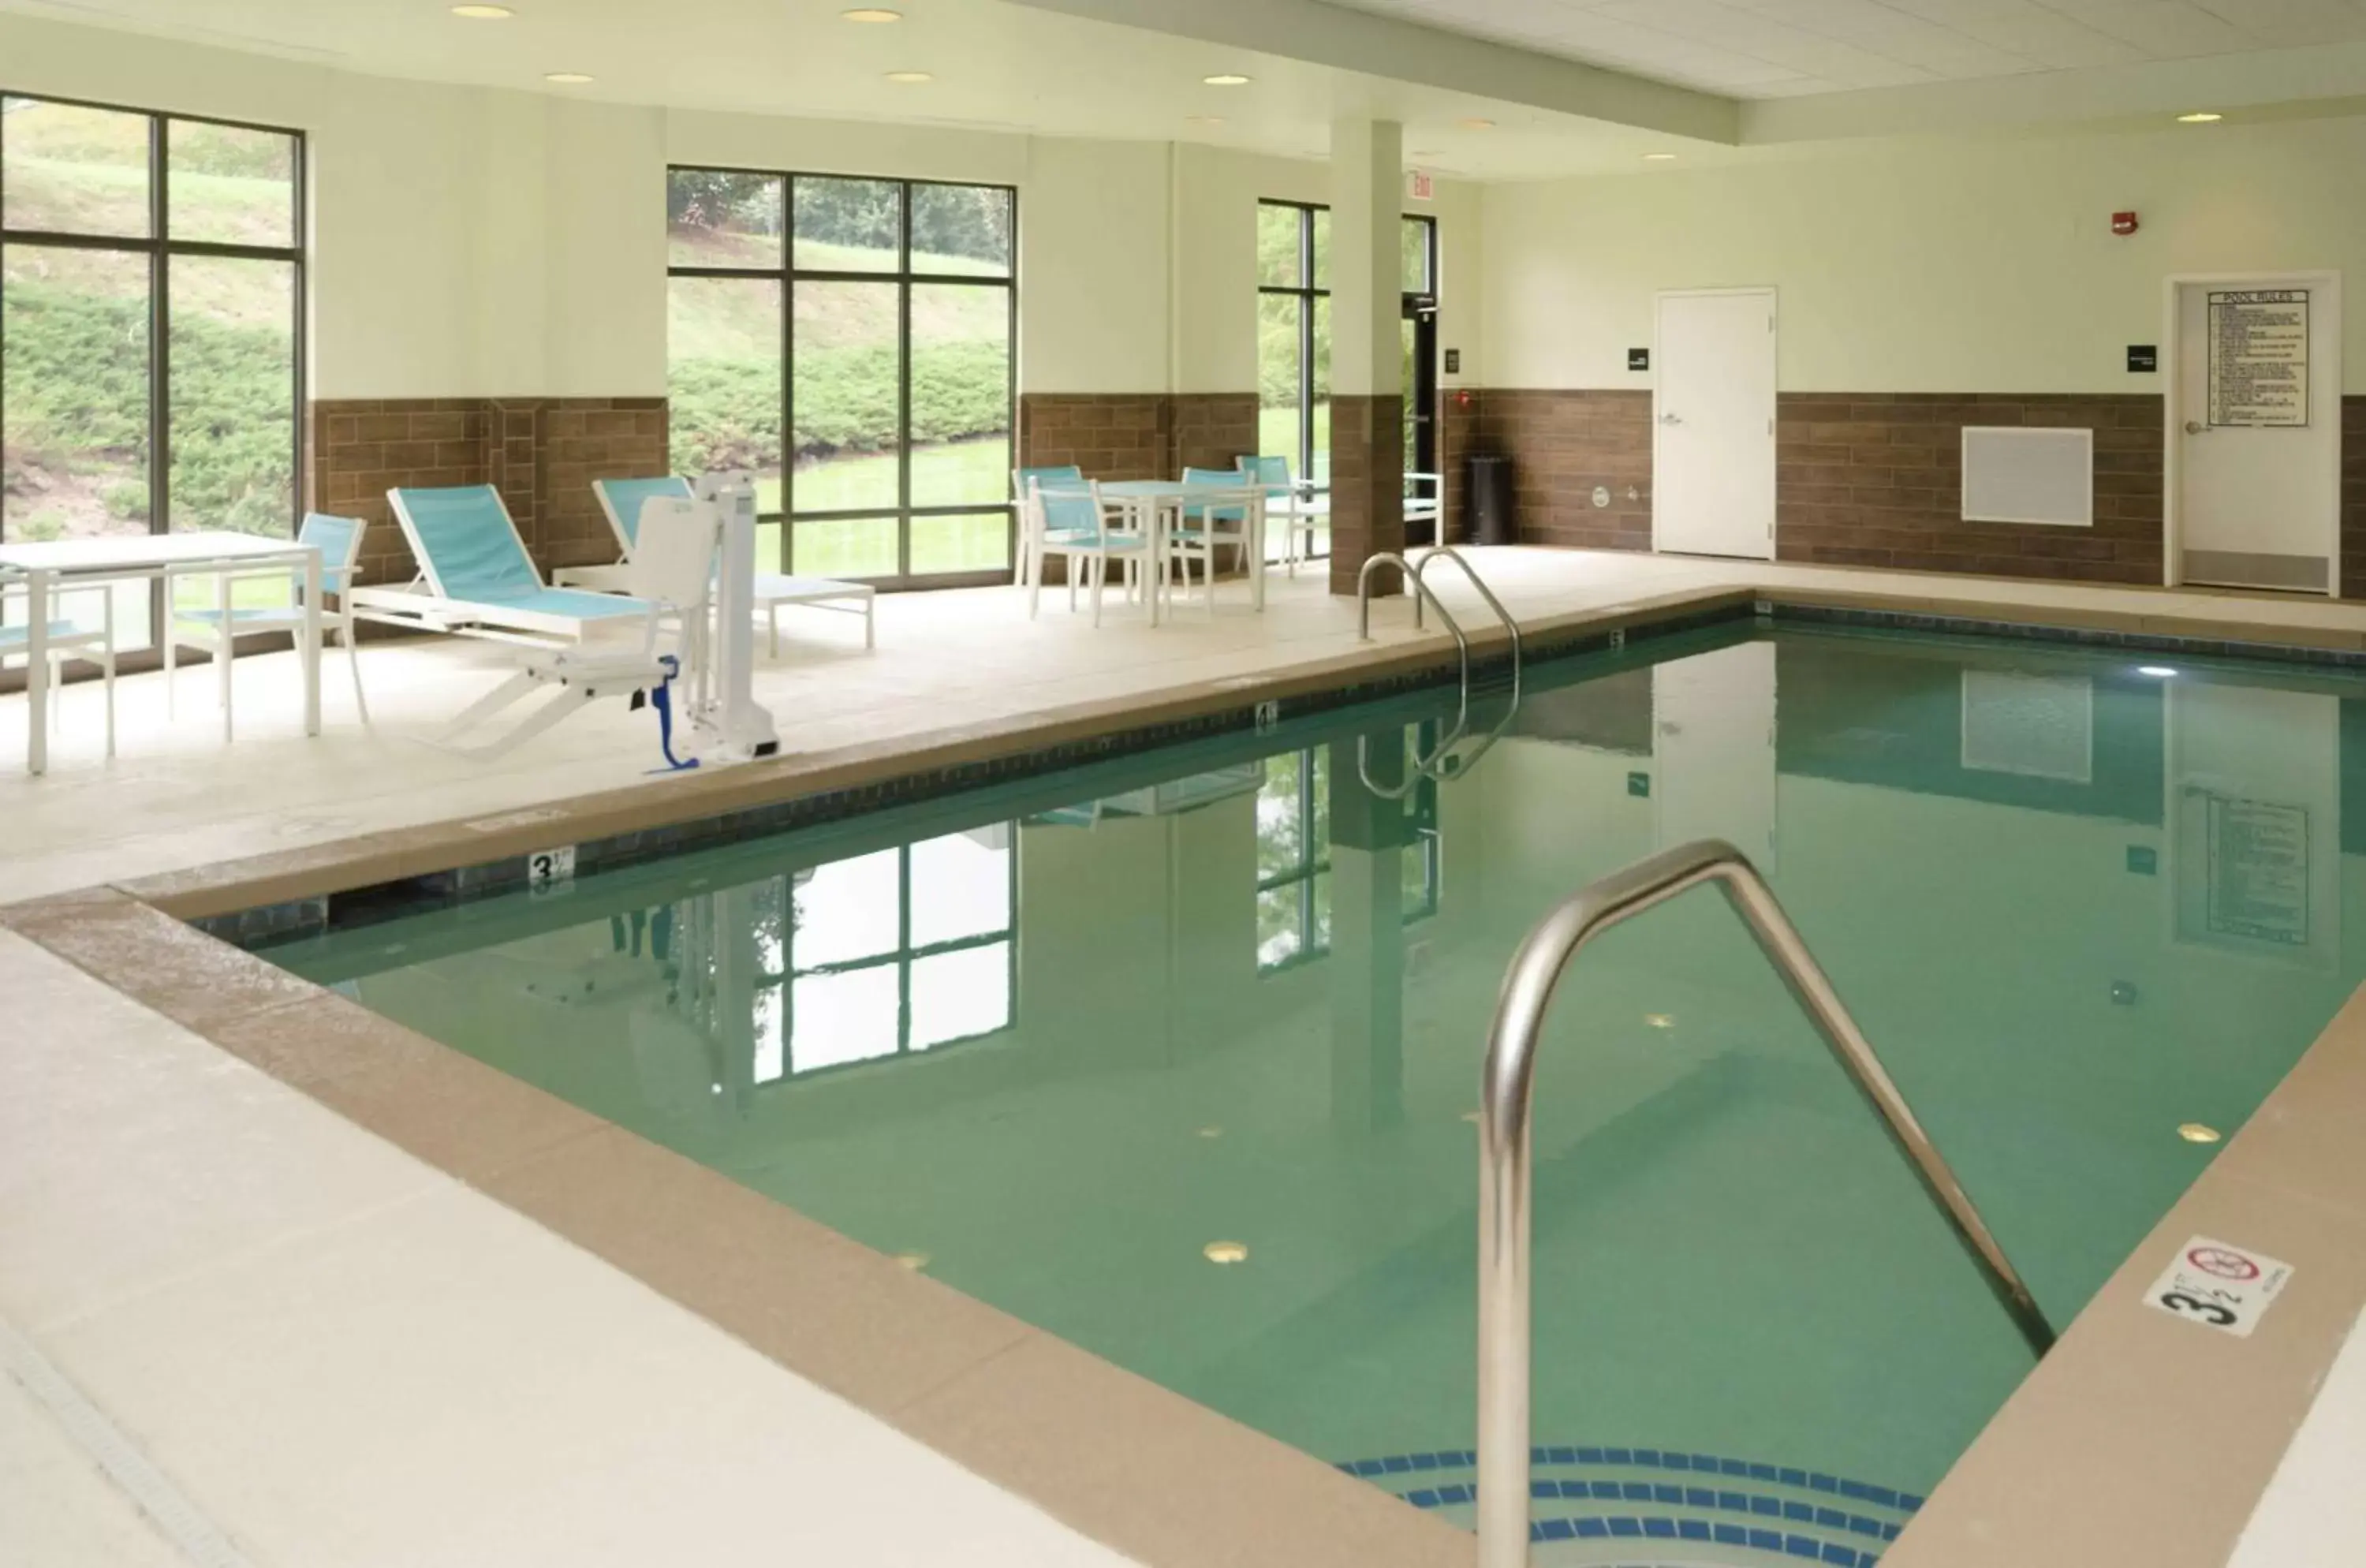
<box><xmin>264</xmin><ymin>624</ymin><xmax>2366</xmax><ymax>1560</ymax></box>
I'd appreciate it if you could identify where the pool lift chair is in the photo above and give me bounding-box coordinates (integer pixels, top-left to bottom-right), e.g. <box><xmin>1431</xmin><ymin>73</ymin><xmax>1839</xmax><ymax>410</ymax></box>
<box><xmin>431</xmin><ymin>476</ymin><xmax>780</xmax><ymax>767</ymax></box>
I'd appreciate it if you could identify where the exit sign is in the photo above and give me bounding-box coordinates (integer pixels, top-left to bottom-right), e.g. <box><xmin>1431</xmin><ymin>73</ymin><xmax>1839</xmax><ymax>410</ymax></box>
<box><xmin>1407</xmin><ymin>168</ymin><xmax>1435</xmax><ymax>201</ymax></box>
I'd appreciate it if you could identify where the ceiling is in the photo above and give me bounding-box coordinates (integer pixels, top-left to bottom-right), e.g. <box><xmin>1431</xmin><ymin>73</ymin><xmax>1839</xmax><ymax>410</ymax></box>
<box><xmin>9</xmin><ymin>0</ymin><xmax>2366</xmax><ymax>175</ymax></box>
<box><xmin>1320</xmin><ymin>0</ymin><xmax>2366</xmax><ymax>98</ymax></box>
<box><xmin>0</xmin><ymin>0</ymin><xmax>1715</xmax><ymax>177</ymax></box>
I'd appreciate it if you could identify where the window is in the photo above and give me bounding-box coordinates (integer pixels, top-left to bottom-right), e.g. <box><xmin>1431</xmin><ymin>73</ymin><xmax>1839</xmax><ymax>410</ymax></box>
<box><xmin>1256</xmin><ymin>201</ymin><xmax>1329</xmax><ymax>522</ymax></box>
<box><xmin>746</xmin><ymin>825</ymin><xmax>1017</xmax><ymax>1081</ymax></box>
<box><xmin>1256</xmin><ymin>728</ymin><xmax>1441</xmax><ymax>973</ymax></box>
<box><xmin>666</xmin><ymin>168</ymin><xmax>1016</xmax><ymax>587</ymax></box>
<box><xmin>1401</xmin><ymin>214</ymin><xmax>1438</xmax><ymax>477</ymax></box>
<box><xmin>1256</xmin><ymin>203</ymin><xmax>1439</xmax><ymax>561</ymax></box>
<box><xmin>1</xmin><ymin>94</ymin><xmax>305</xmax><ymax>648</ymax></box>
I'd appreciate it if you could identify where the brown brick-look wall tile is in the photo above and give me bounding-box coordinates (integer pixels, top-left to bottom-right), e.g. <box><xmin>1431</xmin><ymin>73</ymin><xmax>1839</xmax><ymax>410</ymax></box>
<box><xmin>1017</xmin><ymin>394</ymin><xmax>1167</xmax><ymax>482</ymax></box>
<box><xmin>1437</xmin><ymin>388</ymin><xmax>1480</xmax><ymax>546</ymax></box>
<box><xmin>1469</xmin><ymin>390</ymin><xmax>1654</xmax><ymax>552</ymax></box>
<box><xmin>307</xmin><ymin>396</ymin><xmax>668</xmax><ymax>587</ymax></box>
<box><xmin>1329</xmin><ymin>394</ymin><xmax>1405</xmax><ymax>596</ymax></box>
<box><xmin>1172</xmin><ymin>393</ymin><xmax>1260</xmax><ymax>476</ymax></box>
<box><xmin>535</xmin><ymin>397</ymin><xmax>670</xmax><ymax>573</ymax></box>
<box><xmin>2343</xmin><ymin>398</ymin><xmax>2366</xmax><ymax>601</ymax></box>
<box><xmin>308</xmin><ymin>399</ymin><xmax>491</xmax><ymax>588</ymax></box>
<box><xmin>1778</xmin><ymin>393</ymin><xmax>2162</xmax><ymax>584</ymax></box>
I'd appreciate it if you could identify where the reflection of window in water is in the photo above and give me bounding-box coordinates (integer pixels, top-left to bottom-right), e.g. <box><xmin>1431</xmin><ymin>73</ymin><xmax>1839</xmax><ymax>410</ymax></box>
<box><xmin>1256</xmin><ymin>726</ymin><xmax>1440</xmax><ymax>973</ymax></box>
<box><xmin>750</xmin><ymin>825</ymin><xmax>1017</xmax><ymax>1081</ymax></box>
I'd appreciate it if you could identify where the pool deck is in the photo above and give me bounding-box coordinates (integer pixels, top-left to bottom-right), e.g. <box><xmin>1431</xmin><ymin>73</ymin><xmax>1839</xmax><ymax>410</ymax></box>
<box><xmin>7</xmin><ymin>547</ymin><xmax>2366</xmax><ymax>1567</ymax></box>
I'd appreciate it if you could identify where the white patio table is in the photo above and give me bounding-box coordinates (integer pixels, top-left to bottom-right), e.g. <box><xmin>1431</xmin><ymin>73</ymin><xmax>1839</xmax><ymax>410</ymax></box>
<box><xmin>0</xmin><ymin>531</ymin><xmax>322</xmax><ymax>776</ymax></box>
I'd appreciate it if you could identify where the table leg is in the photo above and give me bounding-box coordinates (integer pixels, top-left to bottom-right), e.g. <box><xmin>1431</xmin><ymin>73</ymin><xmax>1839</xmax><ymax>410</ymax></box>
<box><xmin>1146</xmin><ymin>498</ymin><xmax>1164</xmax><ymax>629</ymax></box>
<box><xmin>303</xmin><ymin>548</ymin><xmax>323</xmax><ymax>737</ymax></box>
<box><xmin>217</xmin><ymin>569</ymin><xmax>234</xmax><ymax>742</ymax></box>
<box><xmin>1251</xmin><ymin>494</ymin><xmax>1267</xmax><ymax>611</ymax></box>
<box><xmin>24</xmin><ymin>569</ymin><xmax>50</xmax><ymax>776</ymax></box>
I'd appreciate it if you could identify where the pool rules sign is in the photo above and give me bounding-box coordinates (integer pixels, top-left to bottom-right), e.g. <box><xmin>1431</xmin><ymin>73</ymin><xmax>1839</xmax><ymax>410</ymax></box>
<box><xmin>2207</xmin><ymin>289</ymin><xmax>2310</xmax><ymax>427</ymax></box>
<box><xmin>2143</xmin><ymin>1237</ymin><xmax>2293</xmax><ymax>1338</ymax></box>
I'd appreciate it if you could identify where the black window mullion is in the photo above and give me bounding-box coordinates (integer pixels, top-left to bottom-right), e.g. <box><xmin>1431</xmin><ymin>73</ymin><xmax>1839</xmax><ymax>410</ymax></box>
<box><xmin>147</xmin><ymin>112</ymin><xmax>168</xmax><ymax>557</ymax></box>
<box><xmin>896</xmin><ymin>178</ymin><xmax>913</xmax><ymax>581</ymax></box>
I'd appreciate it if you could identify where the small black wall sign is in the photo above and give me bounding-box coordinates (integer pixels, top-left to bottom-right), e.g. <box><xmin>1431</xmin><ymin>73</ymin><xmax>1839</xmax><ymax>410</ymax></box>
<box><xmin>2128</xmin><ymin>344</ymin><xmax>2159</xmax><ymax>373</ymax></box>
<box><xmin>1443</xmin><ymin>348</ymin><xmax>1461</xmax><ymax>374</ymax></box>
<box><xmin>1628</xmin><ymin>348</ymin><xmax>1651</xmax><ymax>371</ymax></box>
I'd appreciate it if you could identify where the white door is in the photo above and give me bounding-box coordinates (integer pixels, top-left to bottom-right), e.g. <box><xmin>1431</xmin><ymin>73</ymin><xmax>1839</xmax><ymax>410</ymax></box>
<box><xmin>1655</xmin><ymin>289</ymin><xmax>1777</xmax><ymax>561</ymax></box>
<box><xmin>1654</xmin><ymin>640</ymin><xmax>1778</xmax><ymax>870</ymax></box>
<box><xmin>2173</xmin><ymin>277</ymin><xmax>2341</xmax><ymax>592</ymax></box>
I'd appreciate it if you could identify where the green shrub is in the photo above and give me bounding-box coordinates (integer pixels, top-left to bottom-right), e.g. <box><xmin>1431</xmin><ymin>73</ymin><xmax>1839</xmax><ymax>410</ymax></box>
<box><xmin>3</xmin><ymin>277</ymin><xmax>293</xmax><ymax>536</ymax></box>
<box><xmin>669</xmin><ymin>338</ymin><xmax>1008</xmax><ymax>472</ymax></box>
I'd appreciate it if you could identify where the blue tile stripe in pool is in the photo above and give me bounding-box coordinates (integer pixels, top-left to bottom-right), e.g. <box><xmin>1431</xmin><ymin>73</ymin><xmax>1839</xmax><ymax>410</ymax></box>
<box><xmin>1525</xmin><ymin>1517</ymin><xmax>1880</xmax><ymax>1565</ymax></box>
<box><xmin>1332</xmin><ymin>1446</ymin><xmax>1924</xmax><ymax>1515</ymax></box>
<box><xmin>1331</xmin><ymin>1444</ymin><xmax>1920</xmax><ymax>1566</ymax></box>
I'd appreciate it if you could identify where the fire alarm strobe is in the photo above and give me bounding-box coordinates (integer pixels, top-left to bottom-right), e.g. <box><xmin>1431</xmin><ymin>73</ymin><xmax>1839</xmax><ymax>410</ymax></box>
<box><xmin>2112</xmin><ymin>211</ymin><xmax>2140</xmax><ymax>236</ymax></box>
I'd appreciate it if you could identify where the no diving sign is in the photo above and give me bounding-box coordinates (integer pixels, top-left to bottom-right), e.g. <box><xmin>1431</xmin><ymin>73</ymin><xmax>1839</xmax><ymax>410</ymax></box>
<box><xmin>2143</xmin><ymin>1236</ymin><xmax>2293</xmax><ymax>1339</ymax></box>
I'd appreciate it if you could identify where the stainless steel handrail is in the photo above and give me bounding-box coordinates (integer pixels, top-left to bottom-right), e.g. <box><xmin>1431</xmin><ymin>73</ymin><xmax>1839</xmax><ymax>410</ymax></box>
<box><xmin>1354</xmin><ymin>548</ymin><xmax>1524</xmax><ymax>798</ymax></box>
<box><xmin>1476</xmin><ymin>839</ymin><xmax>2056</xmax><ymax>1568</ymax></box>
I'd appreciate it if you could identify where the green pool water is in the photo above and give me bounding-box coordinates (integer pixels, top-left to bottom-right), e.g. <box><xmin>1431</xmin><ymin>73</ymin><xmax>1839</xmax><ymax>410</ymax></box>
<box><xmin>268</xmin><ymin>625</ymin><xmax>2366</xmax><ymax>1533</ymax></box>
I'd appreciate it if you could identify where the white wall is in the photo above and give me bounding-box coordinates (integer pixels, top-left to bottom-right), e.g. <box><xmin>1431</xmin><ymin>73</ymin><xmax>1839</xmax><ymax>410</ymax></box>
<box><xmin>1021</xmin><ymin>138</ymin><xmax>1170</xmax><ymax>394</ymax></box>
<box><xmin>1481</xmin><ymin>117</ymin><xmax>2366</xmax><ymax>394</ymax></box>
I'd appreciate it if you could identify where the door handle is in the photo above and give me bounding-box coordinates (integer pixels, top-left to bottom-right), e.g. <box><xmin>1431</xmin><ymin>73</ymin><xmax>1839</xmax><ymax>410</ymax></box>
<box><xmin>2184</xmin><ymin>420</ymin><xmax>2207</xmax><ymax>435</ymax></box>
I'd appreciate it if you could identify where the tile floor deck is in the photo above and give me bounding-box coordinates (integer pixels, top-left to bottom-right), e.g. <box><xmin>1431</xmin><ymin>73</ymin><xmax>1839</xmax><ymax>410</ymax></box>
<box><xmin>9</xmin><ymin>547</ymin><xmax>2366</xmax><ymax>1567</ymax></box>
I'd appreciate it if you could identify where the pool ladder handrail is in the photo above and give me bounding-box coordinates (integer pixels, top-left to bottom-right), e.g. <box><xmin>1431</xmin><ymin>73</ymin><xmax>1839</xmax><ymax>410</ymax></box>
<box><xmin>1354</xmin><ymin>547</ymin><xmax>1524</xmax><ymax>799</ymax></box>
<box><xmin>1475</xmin><ymin>838</ymin><xmax>2058</xmax><ymax>1568</ymax></box>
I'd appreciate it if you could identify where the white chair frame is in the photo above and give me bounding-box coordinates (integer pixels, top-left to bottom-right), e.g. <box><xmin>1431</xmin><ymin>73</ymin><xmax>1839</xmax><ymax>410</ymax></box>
<box><xmin>165</xmin><ymin>516</ymin><xmax>370</xmax><ymax>740</ymax></box>
<box><xmin>2</xmin><ymin>580</ymin><xmax>117</xmax><ymax>760</ymax></box>
<box><xmin>1024</xmin><ymin>480</ymin><xmax>1148</xmax><ymax>627</ymax></box>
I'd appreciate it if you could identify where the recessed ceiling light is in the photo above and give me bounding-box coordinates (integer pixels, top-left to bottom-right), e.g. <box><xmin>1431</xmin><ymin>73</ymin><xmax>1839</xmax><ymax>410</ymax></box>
<box><xmin>450</xmin><ymin>3</ymin><xmax>513</xmax><ymax>17</ymax></box>
<box><xmin>1204</xmin><ymin>73</ymin><xmax>1252</xmax><ymax>86</ymax></box>
<box><xmin>1196</xmin><ymin>1125</ymin><xmax>1223</xmax><ymax>1138</ymax></box>
<box><xmin>1643</xmin><ymin>152</ymin><xmax>1677</xmax><ymax>162</ymax></box>
<box><xmin>2178</xmin><ymin>1122</ymin><xmax>2222</xmax><ymax>1144</ymax></box>
<box><xmin>884</xmin><ymin>70</ymin><xmax>934</xmax><ymax>83</ymax></box>
<box><xmin>894</xmin><ymin>1251</ymin><xmax>931</xmax><ymax>1270</ymax></box>
<box><xmin>1644</xmin><ymin>1014</ymin><xmax>1674</xmax><ymax>1029</ymax></box>
<box><xmin>2138</xmin><ymin>666</ymin><xmax>2178</xmax><ymax>678</ymax></box>
<box><xmin>1411</xmin><ymin>148</ymin><xmax>1441</xmax><ymax>157</ymax></box>
<box><xmin>1458</xmin><ymin>118</ymin><xmax>1496</xmax><ymax>130</ymax></box>
<box><xmin>842</xmin><ymin>6</ymin><xmax>903</xmax><ymax>19</ymax></box>
<box><xmin>1203</xmin><ymin>1240</ymin><xmax>1250</xmax><ymax>1264</ymax></box>
<box><xmin>1185</xmin><ymin>115</ymin><xmax>1226</xmax><ymax>126</ymax></box>
<box><xmin>1461</xmin><ymin>1110</ymin><xmax>1483</xmax><ymax>1124</ymax></box>
<box><xmin>2178</xmin><ymin>111</ymin><xmax>2223</xmax><ymax>123</ymax></box>
<box><xmin>544</xmin><ymin>72</ymin><xmax>595</xmax><ymax>84</ymax></box>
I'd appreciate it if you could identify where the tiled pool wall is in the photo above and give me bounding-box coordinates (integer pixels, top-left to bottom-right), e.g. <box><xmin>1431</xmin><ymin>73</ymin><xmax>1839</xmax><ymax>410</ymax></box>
<box><xmin>195</xmin><ymin>595</ymin><xmax>2366</xmax><ymax>949</ymax></box>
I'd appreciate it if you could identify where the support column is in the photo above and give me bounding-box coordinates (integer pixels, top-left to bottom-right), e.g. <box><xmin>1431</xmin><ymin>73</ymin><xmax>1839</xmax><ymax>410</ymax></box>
<box><xmin>1328</xmin><ymin>118</ymin><xmax>1405</xmax><ymax>596</ymax></box>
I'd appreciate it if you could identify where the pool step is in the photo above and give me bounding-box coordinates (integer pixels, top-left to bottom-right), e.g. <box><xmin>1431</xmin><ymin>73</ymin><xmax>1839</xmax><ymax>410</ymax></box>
<box><xmin>1334</xmin><ymin>1445</ymin><xmax>1920</xmax><ymax>1568</ymax></box>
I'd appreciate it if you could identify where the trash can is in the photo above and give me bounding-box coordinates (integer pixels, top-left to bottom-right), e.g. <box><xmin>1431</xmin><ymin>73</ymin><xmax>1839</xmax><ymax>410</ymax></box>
<box><xmin>1468</xmin><ymin>454</ymin><xmax>1515</xmax><ymax>546</ymax></box>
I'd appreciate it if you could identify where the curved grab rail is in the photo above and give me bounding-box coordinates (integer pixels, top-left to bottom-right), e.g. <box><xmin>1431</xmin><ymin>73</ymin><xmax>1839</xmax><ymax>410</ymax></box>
<box><xmin>1355</xmin><ymin>548</ymin><xmax>1526</xmax><ymax>799</ymax></box>
<box><xmin>1413</xmin><ymin>546</ymin><xmax>1522</xmax><ymax>712</ymax></box>
<box><xmin>1476</xmin><ymin>839</ymin><xmax>2055</xmax><ymax>1568</ymax></box>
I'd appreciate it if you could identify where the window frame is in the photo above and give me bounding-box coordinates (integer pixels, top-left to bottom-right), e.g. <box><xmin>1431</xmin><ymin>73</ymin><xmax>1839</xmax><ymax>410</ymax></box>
<box><xmin>666</xmin><ymin>165</ymin><xmax>1019</xmax><ymax>590</ymax></box>
<box><xmin>753</xmin><ymin>828</ymin><xmax>1021</xmax><ymax>1081</ymax></box>
<box><xmin>0</xmin><ymin>89</ymin><xmax>309</xmax><ymax>646</ymax></box>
